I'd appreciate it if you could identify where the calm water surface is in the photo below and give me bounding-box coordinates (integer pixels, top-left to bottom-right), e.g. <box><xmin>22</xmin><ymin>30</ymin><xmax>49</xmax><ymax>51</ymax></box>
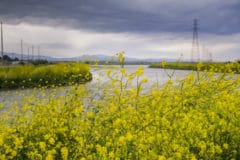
<box><xmin>0</xmin><ymin>65</ymin><xmax>191</xmax><ymax>105</ymax></box>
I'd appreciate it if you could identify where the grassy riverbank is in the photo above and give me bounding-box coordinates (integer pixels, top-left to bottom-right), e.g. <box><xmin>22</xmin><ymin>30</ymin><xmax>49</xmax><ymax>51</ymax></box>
<box><xmin>0</xmin><ymin>63</ymin><xmax>92</xmax><ymax>89</ymax></box>
<box><xmin>149</xmin><ymin>61</ymin><xmax>240</xmax><ymax>73</ymax></box>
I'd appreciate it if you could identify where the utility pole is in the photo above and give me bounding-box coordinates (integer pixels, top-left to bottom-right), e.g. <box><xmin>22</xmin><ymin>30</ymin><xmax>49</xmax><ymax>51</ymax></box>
<box><xmin>191</xmin><ymin>19</ymin><xmax>200</xmax><ymax>62</ymax></box>
<box><xmin>21</xmin><ymin>39</ymin><xmax>23</xmax><ymax>61</ymax></box>
<box><xmin>32</xmin><ymin>45</ymin><xmax>34</xmax><ymax>60</ymax></box>
<box><xmin>209</xmin><ymin>53</ymin><xmax>213</xmax><ymax>62</ymax></box>
<box><xmin>38</xmin><ymin>46</ymin><xmax>40</xmax><ymax>60</ymax></box>
<box><xmin>28</xmin><ymin>48</ymin><xmax>30</xmax><ymax>61</ymax></box>
<box><xmin>1</xmin><ymin>21</ymin><xmax>3</xmax><ymax>64</ymax></box>
<box><xmin>202</xmin><ymin>45</ymin><xmax>212</xmax><ymax>62</ymax></box>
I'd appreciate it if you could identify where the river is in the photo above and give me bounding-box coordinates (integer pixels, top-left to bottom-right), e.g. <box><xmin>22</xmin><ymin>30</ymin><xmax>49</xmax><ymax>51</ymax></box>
<box><xmin>0</xmin><ymin>65</ymin><xmax>191</xmax><ymax>106</ymax></box>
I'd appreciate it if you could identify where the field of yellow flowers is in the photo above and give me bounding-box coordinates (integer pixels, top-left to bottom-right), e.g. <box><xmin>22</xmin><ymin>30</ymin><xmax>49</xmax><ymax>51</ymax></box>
<box><xmin>150</xmin><ymin>61</ymin><xmax>240</xmax><ymax>74</ymax></box>
<box><xmin>0</xmin><ymin>63</ymin><xmax>92</xmax><ymax>89</ymax></box>
<box><xmin>0</xmin><ymin>55</ymin><xmax>240</xmax><ymax>159</ymax></box>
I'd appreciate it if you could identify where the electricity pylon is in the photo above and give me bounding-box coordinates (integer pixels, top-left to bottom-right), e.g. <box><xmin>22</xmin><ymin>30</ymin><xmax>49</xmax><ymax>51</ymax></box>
<box><xmin>1</xmin><ymin>21</ymin><xmax>3</xmax><ymax>64</ymax></box>
<box><xmin>191</xmin><ymin>19</ymin><xmax>200</xmax><ymax>62</ymax></box>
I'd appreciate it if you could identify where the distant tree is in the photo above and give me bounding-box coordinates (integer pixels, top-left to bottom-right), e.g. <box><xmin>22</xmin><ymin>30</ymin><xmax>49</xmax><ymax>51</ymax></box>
<box><xmin>18</xmin><ymin>61</ymin><xmax>25</xmax><ymax>65</ymax></box>
<box><xmin>31</xmin><ymin>59</ymin><xmax>49</xmax><ymax>65</ymax></box>
<box><xmin>3</xmin><ymin>55</ymin><xmax>11</xmax><ymax>61</ymax></box>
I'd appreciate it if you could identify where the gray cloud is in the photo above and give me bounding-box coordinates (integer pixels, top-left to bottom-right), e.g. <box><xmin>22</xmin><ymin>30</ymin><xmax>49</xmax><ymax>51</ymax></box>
<box><xmin>0</xmin><ymin>0</ymin><xmax>239</xmax><ymax>34</ymax></box>
<box><xmin>2</xmin><ymin>22</ymin><xmax>240</xmax><ymax>61</ymax></box>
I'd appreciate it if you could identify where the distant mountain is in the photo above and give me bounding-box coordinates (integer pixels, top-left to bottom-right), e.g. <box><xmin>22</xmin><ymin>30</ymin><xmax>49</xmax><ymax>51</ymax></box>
<box><xmin>66</xmin><ymin>54</ymin><xmax>177</xmax><ymax>62</ymax></box>
<box><xmin>4</xmin><ymin>52</ymin><xmax>58</xmax><ymax>61</ymax></box>
<box><xmin>3</xmin><ymin>52</ymin><xmax>177</xmax><ymax>63</ymax></box>
<box><xmin>70</xmin><ymin>54</ymin><xmax>141</xmax><ymax>62</ymax></box>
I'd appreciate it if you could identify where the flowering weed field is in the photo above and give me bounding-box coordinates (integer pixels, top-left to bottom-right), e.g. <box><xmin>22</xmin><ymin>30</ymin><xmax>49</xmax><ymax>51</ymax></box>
<box><xmin>0</xmin><ymin>63</ymin><xmax>91</xmax><ymax>89</ymax></box>
<box><xmin>150</xmin><ymin>61</ymin><xmax>240</xmax><ymax>74</ymax></box>
<box><xmin>0</xmin><ymin>56</ymin><xmax>240</xmax><ymax>159</ymax></box>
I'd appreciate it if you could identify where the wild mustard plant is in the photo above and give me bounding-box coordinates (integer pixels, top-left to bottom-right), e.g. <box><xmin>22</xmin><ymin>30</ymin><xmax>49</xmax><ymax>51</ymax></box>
<box><xmin>0</xmin><ymin>63</ymin><xmax>91</xmax><ymax>89</ymax></box>
<box><xmin>0</xmin><ymin>53</ymin><xmax>240</xmax><ymax>159</ymax></box>
<box><xmin>150</xmin><ymin>61</ymin><xmax>240</xmax><ymax>74</ymax></box>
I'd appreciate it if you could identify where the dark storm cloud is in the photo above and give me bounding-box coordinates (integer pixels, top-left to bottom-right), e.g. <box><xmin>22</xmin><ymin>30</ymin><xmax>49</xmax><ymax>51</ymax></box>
<box><xmin>0</xmin><ymin>0</ymin><xmax>239</xmax><ymax>34</ymax></box>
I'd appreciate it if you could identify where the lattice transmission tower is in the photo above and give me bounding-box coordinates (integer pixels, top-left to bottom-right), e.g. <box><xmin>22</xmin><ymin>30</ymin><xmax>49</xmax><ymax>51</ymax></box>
<box><xmin>191</xmin><ymin>19</ymin><xmax>200</xmax><ymax>62</ymax></box>
<box><xmin>1</xmin><ymin>21</ymin><xmax>3</xmax><ymax>63</ymax></box>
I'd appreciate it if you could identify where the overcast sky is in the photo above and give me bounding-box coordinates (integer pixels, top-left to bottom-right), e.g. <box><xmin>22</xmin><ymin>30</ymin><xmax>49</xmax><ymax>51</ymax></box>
<box><xmin>0</xmin><ymin>0</ymin><xmax>239</xmax><ymax>61</ymax></box>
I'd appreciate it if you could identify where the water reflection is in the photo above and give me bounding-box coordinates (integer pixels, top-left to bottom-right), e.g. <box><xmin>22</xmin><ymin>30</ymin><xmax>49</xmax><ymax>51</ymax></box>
<box><xmin>0</xmin><ymin>65</ymin><xmax>191</xmax><ymax>106</ymax></box>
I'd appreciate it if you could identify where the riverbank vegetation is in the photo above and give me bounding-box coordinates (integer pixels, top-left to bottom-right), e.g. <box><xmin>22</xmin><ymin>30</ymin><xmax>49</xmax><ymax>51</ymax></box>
<box><xmin>149</xmin><ymin>61</ymin><xmax>240</xmax><ymax>73</ymax></box>
<box><xmin>0</xmin><ymin>63</ymin><xmax>92</xmax><ymax>89</ymax></box>
<box><xmin>0</xmin><ymin>53</ymin><xmax>239</xmax><ymax>159</ymax></box>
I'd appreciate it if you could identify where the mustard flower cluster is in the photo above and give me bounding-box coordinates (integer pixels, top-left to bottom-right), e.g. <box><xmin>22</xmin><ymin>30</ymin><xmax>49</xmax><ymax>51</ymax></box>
<box><xmin>0</xmin><ymin>63</ymin><xmax>240</xmax><ymax>159</ymax></box>
<box><xmin>0</xmin><ymin>63</ymin><xmax>91</xmax><ymax>89</ymax></box>
<box><xmin>150</xmin><ymin>61</ymin><xmax>240</xmax><ymax>74</ymax></box>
